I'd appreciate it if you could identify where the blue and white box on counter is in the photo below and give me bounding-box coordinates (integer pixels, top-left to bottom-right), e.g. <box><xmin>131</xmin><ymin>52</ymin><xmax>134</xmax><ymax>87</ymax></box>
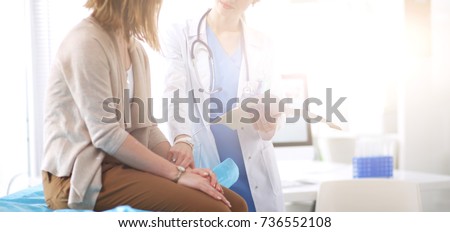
<box><xmin>352</xmin><ymin>155</ymin><xmax>393</xmax><ymax>178</ymax></box>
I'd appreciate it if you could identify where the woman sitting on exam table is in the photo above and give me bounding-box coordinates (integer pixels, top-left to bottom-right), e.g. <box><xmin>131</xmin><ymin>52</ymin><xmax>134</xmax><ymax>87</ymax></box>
<box><xmin>41</xmin><ymin>0</ymin><xmax>247</xmax><ymax>212</ymax></box>
<box><xmin>161</xmin><ymin>0</ymin><xmax>285</xmax><ymax>211</ymax></box>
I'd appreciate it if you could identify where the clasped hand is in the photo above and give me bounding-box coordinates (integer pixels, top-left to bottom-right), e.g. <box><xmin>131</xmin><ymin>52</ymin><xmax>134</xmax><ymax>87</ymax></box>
<box><xmin>167</xmin><ymin>143</ymin><xmax>231</xmax><ymax>208</ymax></box>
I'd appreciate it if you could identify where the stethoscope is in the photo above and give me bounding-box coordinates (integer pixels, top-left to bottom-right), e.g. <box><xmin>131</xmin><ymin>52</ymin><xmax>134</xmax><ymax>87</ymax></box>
<box><xmin>190</xmin><ymin>8</ymin><xmax>254</xmax><ymax>97</ymax></box>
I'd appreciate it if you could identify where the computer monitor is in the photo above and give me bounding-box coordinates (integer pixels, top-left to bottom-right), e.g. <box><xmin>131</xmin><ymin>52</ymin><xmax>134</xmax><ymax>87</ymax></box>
<box><xmin>272</xmin><ymin>74</ymin><xmax>314</xmax><ymax>160</ymax></box>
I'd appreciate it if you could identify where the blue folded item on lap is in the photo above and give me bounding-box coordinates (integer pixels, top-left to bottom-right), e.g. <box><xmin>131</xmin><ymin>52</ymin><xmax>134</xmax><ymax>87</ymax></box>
<box><xmin>0</xmin><ymin>159</ymin><xmax>240</xmax><ymax>212</ymax></box>
<box><xmin>213</xmin><ymin>158</ymin><xmax>239</xmax><ymax>188</ymax></box>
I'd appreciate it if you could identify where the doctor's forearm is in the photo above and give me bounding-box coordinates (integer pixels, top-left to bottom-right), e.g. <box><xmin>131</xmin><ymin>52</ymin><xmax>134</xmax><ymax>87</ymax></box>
<box><xmin>113</xmin><ymin>135</ymin><xmax>178</xmax><ymax>180</ymax></box>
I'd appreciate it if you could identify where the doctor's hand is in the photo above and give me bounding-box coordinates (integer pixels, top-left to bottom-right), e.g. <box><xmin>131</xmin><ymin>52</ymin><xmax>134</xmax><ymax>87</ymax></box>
<box><xmin>253</xmin><ymin>114</ymin><xmax>279</xmax><ymax>132</ymax></box>
<box><xmin>168</xmin><ymin>142</ymin><xmax>195</xmax><ymax>169</ymax></box>
<box><xmin>253</xmin><ymin>104</ymin><xmax>282</xmax><ymax>140</ymax></box>
<box><xmin>245</xmin><ymin>93</ymin><xmax>283</xmax><ymax>140</ymax></box>
<box><xmin>178</xmin><ymin>171</ymin><xmax>231</xmax><ymax>208</ymax></box>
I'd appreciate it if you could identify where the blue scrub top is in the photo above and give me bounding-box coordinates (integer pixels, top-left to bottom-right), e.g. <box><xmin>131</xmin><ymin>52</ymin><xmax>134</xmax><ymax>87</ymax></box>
<box><xmin>206</xmin><ymin>25</ymin><xmax>256</xmax><ymax>212</ymax></box>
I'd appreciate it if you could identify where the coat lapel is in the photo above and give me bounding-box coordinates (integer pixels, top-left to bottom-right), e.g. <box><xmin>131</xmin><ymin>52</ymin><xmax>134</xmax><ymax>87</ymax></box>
<box><xmin>237</xmin><ymin>20</ymin><xmax>267</xmax><ymax>100</ymax></box>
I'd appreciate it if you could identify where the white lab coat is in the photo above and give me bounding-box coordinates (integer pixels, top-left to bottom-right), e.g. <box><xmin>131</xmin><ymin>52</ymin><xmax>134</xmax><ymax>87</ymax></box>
<box><xmin>161</xmin><ymin>13</ymin><xmax>285</xmax><ymax>212</ymax></box>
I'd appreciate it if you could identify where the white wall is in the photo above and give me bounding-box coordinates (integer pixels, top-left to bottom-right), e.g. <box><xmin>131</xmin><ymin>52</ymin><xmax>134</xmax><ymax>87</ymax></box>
<box><xmin>399</xmin><ymin>0</ymin><xmax>450</xmax><ymax>175</ymax></box>
<box><xmin>0</xmin><ymin>1</ymin><xmax>28</xmax><ymax>197</ymax></box>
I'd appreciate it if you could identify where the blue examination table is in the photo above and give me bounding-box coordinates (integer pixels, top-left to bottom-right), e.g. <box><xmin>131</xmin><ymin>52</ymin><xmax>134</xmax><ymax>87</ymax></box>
<box><xmin>0</xmin><ymin>185</ymin><xmax>146</xmax><ymax>212</ymax></box>
<box><xmin>0</xmin><ymin>158</ymin><xmax>238</xmax><ymax>212</ymax></box>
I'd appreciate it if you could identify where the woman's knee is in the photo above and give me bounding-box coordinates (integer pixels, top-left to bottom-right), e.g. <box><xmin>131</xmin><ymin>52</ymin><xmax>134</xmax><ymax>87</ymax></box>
<box><xmin>178</xmin><ymin>188</ymin><xmax>240</xmax><ymax>212</ymax></box>
<box><xmin>194</xmin><ymin>200</ymin><xmax>232</xmax><ymax>212</ymax></box>
<box><xmin>232</xmin><ymin>195</ymin><xmax>248</xmax><ymax>212</ymax></box>
<box><xmin>223</xmin><ymin>188</ymin><xmax>248</xmax><ymax>212</ymax></box>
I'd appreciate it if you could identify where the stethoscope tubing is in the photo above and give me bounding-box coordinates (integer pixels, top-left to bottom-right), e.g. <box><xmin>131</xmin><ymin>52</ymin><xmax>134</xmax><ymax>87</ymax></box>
<box><xmin>190</xmin><ymin>8</ymin><xmax>250</xmax><ymax>95</ymax></box>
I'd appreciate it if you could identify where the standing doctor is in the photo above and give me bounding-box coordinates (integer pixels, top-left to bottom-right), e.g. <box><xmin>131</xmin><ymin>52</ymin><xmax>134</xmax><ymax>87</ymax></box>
<box><xmin>161</xmin><ymin>0</ymin><xmax>285</xmax><ymax>211</ymax></box>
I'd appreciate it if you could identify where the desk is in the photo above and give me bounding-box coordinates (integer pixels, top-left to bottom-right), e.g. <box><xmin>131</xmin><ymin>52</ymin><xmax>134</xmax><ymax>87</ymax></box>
<box><xmin>278</xmin><ymin>160</ymin><xmax>450</xmax><ymax>212</ymax></box>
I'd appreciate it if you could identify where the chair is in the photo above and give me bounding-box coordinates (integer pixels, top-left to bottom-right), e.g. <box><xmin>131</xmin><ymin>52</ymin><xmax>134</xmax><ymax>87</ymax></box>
<box><xmin>315</xmin><ymin>179</ymin><xmax>422</xmax><ymax>212</ymax></box>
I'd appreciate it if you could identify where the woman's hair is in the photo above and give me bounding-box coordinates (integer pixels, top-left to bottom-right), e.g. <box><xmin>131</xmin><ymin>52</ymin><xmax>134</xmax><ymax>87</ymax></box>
<box><xmin>85</xmin><ymin>0</ymin><xmax>162</xmax><ymax>50</ymax></box>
